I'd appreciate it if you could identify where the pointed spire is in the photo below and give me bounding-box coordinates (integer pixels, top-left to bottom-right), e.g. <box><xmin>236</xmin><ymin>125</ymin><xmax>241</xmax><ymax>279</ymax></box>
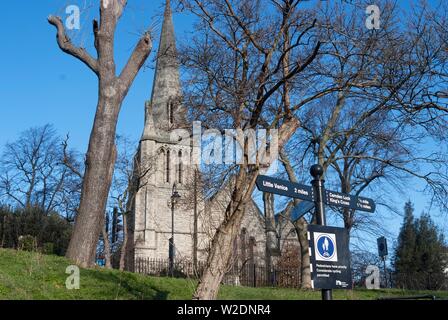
<box><xmin>143</xmin><ymin>0</ymin><xmax>184</xmax><ymax>138</ymax></box>
<box><xmin>158</xmin><ymin>0</ymin><xmax>177</xmax><ymax>71</ymax></box>
<box><xmin>164</xmin><ymin>0</ymin><xmax>172</xmax><ymax>17</ymax></box>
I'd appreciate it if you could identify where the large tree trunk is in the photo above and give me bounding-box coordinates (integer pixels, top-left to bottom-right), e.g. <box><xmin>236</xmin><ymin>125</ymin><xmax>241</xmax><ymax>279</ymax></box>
<box><xmin>102</xmin><ymin>224</ymin><xmax>112</xmax><ymax>269</ymax></box>
<box><xmin>263</xmin><ymin>192</ymin><xmax>279</xmax><ymax>256</ymax></box>
<box><xmin>119</xmin><ymin>212</ymin><xmax>128</xmax><ymax>271</ymax></box>
<box><xmin>123</xmin><ymin>203</ymin><xmax>136</xmax><ymax>271</ymax></box>
<box><xmin>66</xmin><ymin>100</ymin><xmax>119</xmax><ymax>266</ymax></box>
<box><xmin>193</xmin><ymin>118</ymin><xmax>299</xmax><ymax>300</ymax></box>
<box><xmin>295</xmin><ymin>218</ymin><xmax>311</xmax><ymax>289</ymax></box>
<box><xmin>49</xmin><ymin>1</ymin><xmax>152</xmax><ymax>267</ymax></box>
<box><xmin>193</xmin><ymin>172</ymin><xmax>250</xmax><ymax>300</ymax></box>
<box><xmin>279</xmin><ymin>149</ymin><xmax>312</xmax><ymax>288</ymax></box>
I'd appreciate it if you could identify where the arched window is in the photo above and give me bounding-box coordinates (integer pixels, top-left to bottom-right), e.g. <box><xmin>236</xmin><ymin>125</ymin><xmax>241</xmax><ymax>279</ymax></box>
<box><xmin>159</xmin><ymin>149</ymin><xmax>166</xmax><ymax>183</ymax></box>
<box><xmin>178</xmin><ymin>150</ymin><xmax>183</xmax><ymax>184</ymax></box>
<box><xmin>166</xmin><ymin>150</ymin><xmax>170</xmax><ymax>183</ymax></box>
<box><xmin>167</xmin><ymin>100</ymin><xmax>174</xmax><ymax>125</ymax></box>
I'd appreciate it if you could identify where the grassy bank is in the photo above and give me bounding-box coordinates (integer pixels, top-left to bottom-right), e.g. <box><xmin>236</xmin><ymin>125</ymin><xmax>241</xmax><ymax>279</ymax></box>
<box><xmin>0</xmin><ymin>249</ymin><xmax>446</xmax><ymax>300</ymax></box>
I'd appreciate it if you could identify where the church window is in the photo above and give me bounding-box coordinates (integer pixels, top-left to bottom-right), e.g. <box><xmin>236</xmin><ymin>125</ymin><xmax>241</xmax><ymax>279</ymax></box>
<box><xmin>167</xmin><ymin>100</ymin><xmax>174</xmax><ymax>125</ymax></box>
<box><xmin>166</xmin><ymin>150</ymin><xmax>171</xmax><ymax>183</ymax></box>
<box><xmin>159</xmin><ymin>149</ymin><xmax>166</xmax><ymax>183</ymax></box>
<box><xmin>178</xmin><ymin>150</ymin><xmax>183</xmax><ymax>184</ymax></box>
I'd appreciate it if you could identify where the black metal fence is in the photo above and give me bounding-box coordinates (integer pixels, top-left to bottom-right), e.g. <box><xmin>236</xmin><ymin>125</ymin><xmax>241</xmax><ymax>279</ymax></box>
<box><xmin>135</xmin><ymin>258</ymin><xmax>448</xmax><ymax>290</ymax></box>
<box><xmin>135</xmin><ymin>257</ymin><xmax>302</xmax><ymax>288</ymax></box>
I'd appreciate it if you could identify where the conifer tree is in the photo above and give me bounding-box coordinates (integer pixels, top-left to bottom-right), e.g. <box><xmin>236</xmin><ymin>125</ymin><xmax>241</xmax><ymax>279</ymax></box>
<box><xmin>394</xmin><ymin>201</ymin><xmax>447</xmax><ymax>289</ymax></box>
<box><xmin>394</xmin><ymin>201</ymin><xmax>417</xmax><ymax>288</ymax></box>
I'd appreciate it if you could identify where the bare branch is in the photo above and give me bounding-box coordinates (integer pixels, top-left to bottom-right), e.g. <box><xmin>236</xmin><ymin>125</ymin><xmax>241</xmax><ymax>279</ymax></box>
<box><xmin>48</xmin><ymin>16</ymin><xmax>99</xmax><ymax>75</ymax></box>
<box><xmin>118</xmin><ymin>32</ymin><xmax>153</xmax><ymax>96</ymax></box>
<box><xmin>61</xmin><ymin>135</ymin><xmax>83</xmax><ymax>179</ymax></box>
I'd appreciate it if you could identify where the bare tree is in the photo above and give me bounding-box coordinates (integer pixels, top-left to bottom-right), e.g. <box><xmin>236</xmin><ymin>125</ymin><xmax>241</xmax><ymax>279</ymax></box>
<box><xmin>0</xmin><ymin>124</ymin><xmax>80</xmax><ymax>219</ymax></box>
<box><xmin>48</xmin><ymin>0</ymin><xmax>153</xmax><ymax>267</ymax></box>
<box><xmin>280</xmin><ymin>0</ymin><xmax>448</xmax><ymax>249</ymax></box>
<box><xmin>180</xmin><ymin>0</ymin><xmax>448</xmax><ymax>299</ymax></box>
<box><xmin>179</xmin><ymin>0</ymin><xmax>323</xmax><ymax>299</ymax></box>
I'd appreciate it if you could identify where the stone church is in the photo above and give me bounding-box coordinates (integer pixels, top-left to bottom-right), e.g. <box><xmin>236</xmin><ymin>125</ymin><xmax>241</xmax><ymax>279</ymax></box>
<box><xmin>131</xmin><ymin>0</ymin><xmax>299</xmax><ymax>270</ymax></box>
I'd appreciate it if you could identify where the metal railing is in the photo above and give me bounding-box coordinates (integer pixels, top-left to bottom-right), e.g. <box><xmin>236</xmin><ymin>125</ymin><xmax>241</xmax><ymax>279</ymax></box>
<box><xmin>134</xmin><ymin>257</ymin><xmax>302</xmax><ymax>288</ymax></box>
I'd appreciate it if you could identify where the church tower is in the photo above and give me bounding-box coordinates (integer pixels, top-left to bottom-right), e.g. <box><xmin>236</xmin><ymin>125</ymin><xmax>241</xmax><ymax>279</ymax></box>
<box><xmin>133</xmin><ymin>0</ymin><xmax>196</xmax><ymax>261</ymax></box>
<box><xmin>143</xmin><ymin>0</ymin><xmax>185</xmax><ymax>138</ymax></box>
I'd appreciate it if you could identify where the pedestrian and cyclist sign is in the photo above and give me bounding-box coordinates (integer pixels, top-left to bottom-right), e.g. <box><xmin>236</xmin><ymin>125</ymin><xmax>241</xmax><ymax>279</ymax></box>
<box><xmin>308</xmin><ymin>225</ymin><xmax>352</xmax><ymax>289</ymax></box>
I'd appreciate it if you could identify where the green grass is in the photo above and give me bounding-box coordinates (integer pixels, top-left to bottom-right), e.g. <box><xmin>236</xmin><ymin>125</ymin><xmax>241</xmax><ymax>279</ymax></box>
<box><xmin>0</xmin><ymin>249</ymin><xmax>447</xmax><ymax>300</ymax></box>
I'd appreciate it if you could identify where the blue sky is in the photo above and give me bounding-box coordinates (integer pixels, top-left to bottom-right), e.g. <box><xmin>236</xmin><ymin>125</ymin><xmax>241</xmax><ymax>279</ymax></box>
<box><xmin>0</xmin><ymin>1</ymin><xmax>446</xmax><ymax>256</ymax></box>
<box><xmin>0</xmin><ymin>0</ymin><xmax>193</xmax><ymax>152</ymax></box>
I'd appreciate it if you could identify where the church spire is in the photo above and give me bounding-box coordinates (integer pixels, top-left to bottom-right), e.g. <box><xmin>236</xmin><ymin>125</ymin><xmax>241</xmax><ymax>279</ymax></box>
<box><xmin>157</xmin><ymin>0</ymin><xmax>177</xmax><ymax>73</ymax></box>
<box><xmin>143</xmin><ymin>0</ymin><xmax>183</xmax><ymax>138</ymax></box>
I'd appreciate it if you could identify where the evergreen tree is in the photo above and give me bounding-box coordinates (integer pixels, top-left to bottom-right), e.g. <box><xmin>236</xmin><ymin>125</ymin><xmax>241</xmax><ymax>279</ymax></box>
<box><xmin>413</xmin><ymin>213</ymin><xmax>446</xmax><ymax>290</ymax></box>
<box><xmin>393</xmin><ymin>201</ymin><xmax>447</xmax><ymax>289</ymax></box>
<box><xmin>394</xmin><ymin>201</ymin><xmax>417</xmax><ymax>288</ymax></box>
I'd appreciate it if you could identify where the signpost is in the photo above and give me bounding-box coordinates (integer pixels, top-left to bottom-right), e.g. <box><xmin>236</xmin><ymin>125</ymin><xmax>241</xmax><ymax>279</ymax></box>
<box><xmin>255</xmin><ymin>164</ymin><xmax>376</xmax><ymax>300</ymax></box>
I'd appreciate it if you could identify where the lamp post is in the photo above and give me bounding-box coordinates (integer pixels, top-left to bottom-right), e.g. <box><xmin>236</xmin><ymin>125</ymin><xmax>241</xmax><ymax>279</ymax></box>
<box><xmin>169</xmin><ymin>183</ymin><xmax>181</xmax><ymax>276</ymax></box>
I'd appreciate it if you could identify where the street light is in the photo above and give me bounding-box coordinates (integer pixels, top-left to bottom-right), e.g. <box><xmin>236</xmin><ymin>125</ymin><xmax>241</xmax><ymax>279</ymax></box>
<box><xmin>169</xmin><ymin>183</ymin><xmax>181</xmax><ymax>276</ymax></box>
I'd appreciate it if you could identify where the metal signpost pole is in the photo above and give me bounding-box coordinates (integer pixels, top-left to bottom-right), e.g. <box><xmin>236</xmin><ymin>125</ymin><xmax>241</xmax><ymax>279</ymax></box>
<box><xmin>310</xmin><ymin>164</ymin><xmax>333</xmax><ymax>301</ymax></box>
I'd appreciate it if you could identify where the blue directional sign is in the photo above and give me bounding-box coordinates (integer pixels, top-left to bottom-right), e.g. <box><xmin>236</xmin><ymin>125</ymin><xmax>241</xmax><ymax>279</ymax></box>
<box><xmin>256</xmin><ymin>175</ymin><xmax>376</xmax><ymax>213</ymax></box>
<box><xmin>291</xmin><ymin>201</ymin><xmax>314</xmax><ymax>221</ymax></box>
<box><xmin>325</xmin><ymin>190</ymin><xmax>376</xmax><ymax>213</ymax></box>
<box><xmin>256</xmin><ymin>175</ymin><xmax>314</xmax><ymax>202</ymax></box>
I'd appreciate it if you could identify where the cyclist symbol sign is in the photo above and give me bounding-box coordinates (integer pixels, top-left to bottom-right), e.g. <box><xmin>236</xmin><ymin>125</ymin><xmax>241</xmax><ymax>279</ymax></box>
<box><xmin>315</xmin><ymin>233</ymin><xmax>338</xmax><ymax>262</ymax></box>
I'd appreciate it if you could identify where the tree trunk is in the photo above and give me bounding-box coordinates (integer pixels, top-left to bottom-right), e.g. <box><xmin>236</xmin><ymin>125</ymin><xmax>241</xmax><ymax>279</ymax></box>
<box><xmin>102</xmin><ymin>223</ymin><xmax>112</xmax><ymax>269</ymax></box>
<box><xmin>263</xmin><ymin>192</ymin><xmax>279</xmax><ymax>262</ymax></box>
<box><xmin>48</xmin><ymin>2</ymin><xmax>152</xmax><ymax>268</ymax></box>
<box><xmin>66</xmin><ymin>101</ymin><xmax>119</xmax><ymax>267</ymax></box>
<box><xmin>194</xmin><ymin>199</ymin><xmax>248</xmax><ymax>300</ymax></box>
<box><xmin>295</xmin><ymin>218</ymin><xmax>311</xmax><ymax>289</ymax></box>
<box><xmin>119</xmin><ymin>212</ymin><xmax>128</xmax><ymax>271</ymax></box>
<box><xmin>279</xmin><ymin>149</ymin><xmax>312</xmax><ymax>288</ymax></box>
<box><xmin>193</xmin><ymin>118</ymin><xmax>299</xmax><ymax>300</ymax></box>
